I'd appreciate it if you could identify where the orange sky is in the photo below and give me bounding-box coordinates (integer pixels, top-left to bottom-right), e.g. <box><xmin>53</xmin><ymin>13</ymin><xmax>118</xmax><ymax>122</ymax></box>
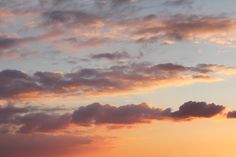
<box><xmin>1</xmin><ymin>0</ymin><xmax>236</xmax><ymax>157</ymax></box>
<box><xmin>60</xmin><ymin>120</ymin><xmax>236</xmax><ymax>157</ymax></box>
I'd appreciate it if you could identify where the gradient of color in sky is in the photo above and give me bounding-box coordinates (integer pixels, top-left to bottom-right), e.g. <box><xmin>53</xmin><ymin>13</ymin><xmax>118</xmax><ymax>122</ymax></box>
<box><xmin>1</xmin><ymin>0</ymin><xmax>236</xmax><ymax>157</ymax></box>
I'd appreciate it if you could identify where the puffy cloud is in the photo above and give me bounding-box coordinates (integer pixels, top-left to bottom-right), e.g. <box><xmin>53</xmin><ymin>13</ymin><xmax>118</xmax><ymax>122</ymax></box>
<box><xmin>0</xmin><ymin>70</ymin><xmax>40</xmax><ymax>99</ymax></box>
<box><xmin>72</xmin><ymin>103</ymin><xmax>162</xmax><ymax>126</ymax></box>
<box><xmin>72</xmin><ymin>101</ymin><xmax>225</xmax><ymax>125</ymax></box>
<box><xmin>227</xmin><ymin>111</ymin><xmax>236</xmax><ymax>118</ymax></box>
<box><xmin>0</xmin><ymin>104</ymin><xmax>72</xmax><ymax>133</ymax></box>
<box><xmin>170</xmin><ymin>101</ymin><xmax>225</xmax><ymax>119</ymax></box>
<box><xmin>0</xmin><ymin>104</ymin><xmax>29</xmax><ymax>123</ymax></box>
<box><xmin>16</xmin><ymin>113</ymin><xmax>72</xmax><ymax>133</ymax></box>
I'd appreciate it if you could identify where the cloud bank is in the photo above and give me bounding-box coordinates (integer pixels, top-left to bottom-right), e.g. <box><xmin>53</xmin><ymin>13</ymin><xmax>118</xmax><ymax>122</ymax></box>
<box><xmin>0</xmin><ymin>101</ymin><xmax>227</xmax><ymax>134</ymax></box>
<box><xmin>0</xmin><ymin>63</ymin><xmax>235</xmax><ymax>99</ymax></box>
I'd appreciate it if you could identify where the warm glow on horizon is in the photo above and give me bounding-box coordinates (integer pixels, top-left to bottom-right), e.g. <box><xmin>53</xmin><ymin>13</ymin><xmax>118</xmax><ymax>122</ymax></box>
<box><xmin>0</xmin><ymin>0</ymin><xmax>236</xmax><ymax>157</ymax></box>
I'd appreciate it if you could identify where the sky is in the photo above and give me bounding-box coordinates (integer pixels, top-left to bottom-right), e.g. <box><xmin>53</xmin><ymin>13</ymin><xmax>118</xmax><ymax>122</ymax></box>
<box><xmin>1</xmin><ymin>0</ymin><xmax>236</xmax><ymax>157</ymax></box>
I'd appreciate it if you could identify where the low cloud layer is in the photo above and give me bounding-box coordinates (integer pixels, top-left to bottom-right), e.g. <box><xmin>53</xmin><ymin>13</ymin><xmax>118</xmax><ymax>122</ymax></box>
<box><xmin>0</xmin><ymin>133</ymin><xmax>93</xmax><ymax>157</ymax></box>
<box><xmin>0</xmin><ymin>101</ymin><xmax>227</xmax><ymax>134</ymax></box>
<box><xmin>0</xmin><ymin>63</ymin><xmax>236</xmax><ymax>99</ymax></box>
<box><xmin>0</xmin><ymin>100</ymin><xmax>232</xmax><ymax>157</ymax></box>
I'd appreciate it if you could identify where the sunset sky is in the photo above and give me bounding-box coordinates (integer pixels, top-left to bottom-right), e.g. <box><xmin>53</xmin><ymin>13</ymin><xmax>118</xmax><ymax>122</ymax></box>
<box><xmin>1</xmin><ymin>0</ymin><xmax>236</xmax><ymax>157</ymax></box>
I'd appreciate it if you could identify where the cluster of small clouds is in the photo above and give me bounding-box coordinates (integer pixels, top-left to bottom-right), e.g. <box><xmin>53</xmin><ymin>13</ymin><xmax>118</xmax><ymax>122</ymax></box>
<box><xmin>0</xmin><ymin>0</ymin><xmax>235</xmax><ymax>59</ymax></box>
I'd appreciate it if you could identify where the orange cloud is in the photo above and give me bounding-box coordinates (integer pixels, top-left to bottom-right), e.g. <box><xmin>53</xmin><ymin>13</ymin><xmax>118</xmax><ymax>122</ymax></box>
<box><xmin>111</xmin><ymin>15</ymin><xmax>236</xmax><ymax>44</ymax></box>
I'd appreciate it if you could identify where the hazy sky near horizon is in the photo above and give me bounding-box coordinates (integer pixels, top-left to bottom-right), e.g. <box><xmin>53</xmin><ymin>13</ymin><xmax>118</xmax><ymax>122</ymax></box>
<box><xmin>1</xmin><ymin>0</ymin><xmax>236</xmax><ymax>157</ymax></box>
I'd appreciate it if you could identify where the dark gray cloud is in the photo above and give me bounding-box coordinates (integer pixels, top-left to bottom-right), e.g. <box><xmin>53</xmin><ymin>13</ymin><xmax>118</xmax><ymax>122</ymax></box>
<box><xmin>0</xmin><ymin>32</ymin><xmax>57</xmax><ymax>53</ymax></box>
<box><xmin>227</xmin><ymin>111</ymin><xmax>236</xmax><ymax>118</ymax></box>
<box><xmin>16</xmin><ymin>113</ymin><xmax>72</xmax><ymax>133</ymax></box>
<box><xmin>72</xmin><ymin>103</ymin><xmax>164</xmax><ymax>126</ymax></box>
<box><xmin>0</xmin><ymin>70</ymin><xmax>40</xmax><ymax>98</ymax></box>
<box><xmin>95</xmin><ymin>0</ymin><xmax>134</xmax><ymax>9</ymax></box>
<box><xmin>0</xmin><ymin>104</ymin><xmax>73</xmax><ymax>134</ymax></box>
<box><xmin>39</xmin><ymin>0</ymin><xmax>67</xmax><ymax>8</ymax></box>
<box><xmin>72</xmin><ymin>101</ymin><xmax>225</xmax><ymax>126</ymax></box>
<box><xmin>0</xmin><ymin>37</ymin><xmax>19</xmax><ymax>51</ymax></box>
<box><xmin>111</xmin><ymin>0</ymin><xmax>133</xmax><ymax>7</ymax></box>
<box><xmin>163</xmin><ymin>0</ymin><xmax>193</xmax><ymax>6</ymax></box>
<box><xmin>90</xmin><ymin>51</ymin><xmax>131</xmax><ymax>61</ymax></box>
<box><xmin>0</xmin><ymin>36</ymin><xmax>35</xmax><ymax>51</ymax></box>
<box><xmin>42</xmin><ymin>10</ymin><xmax>103</xmax><ymax>28</ymax></box>
<box><xmin>0</xmin><ymin>105</ymin><xmax>29</xmax><ymax>124</ymax></box>
<box><xmin>171</xmin><ymin>101</ymin><xmax>225</xmax><ymax>119</ymax></box>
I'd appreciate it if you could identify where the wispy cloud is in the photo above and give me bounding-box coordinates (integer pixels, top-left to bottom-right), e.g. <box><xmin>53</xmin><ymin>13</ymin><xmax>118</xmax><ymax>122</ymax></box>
<box><xmin>0</xmin><ymin>2</ymin><xmax>235</xmax><ymax>57</ymax></box>
<box><xmin>113</xmin><ymin>14</ymin><xmax>236</xmax><ymax>44</ymax></box>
